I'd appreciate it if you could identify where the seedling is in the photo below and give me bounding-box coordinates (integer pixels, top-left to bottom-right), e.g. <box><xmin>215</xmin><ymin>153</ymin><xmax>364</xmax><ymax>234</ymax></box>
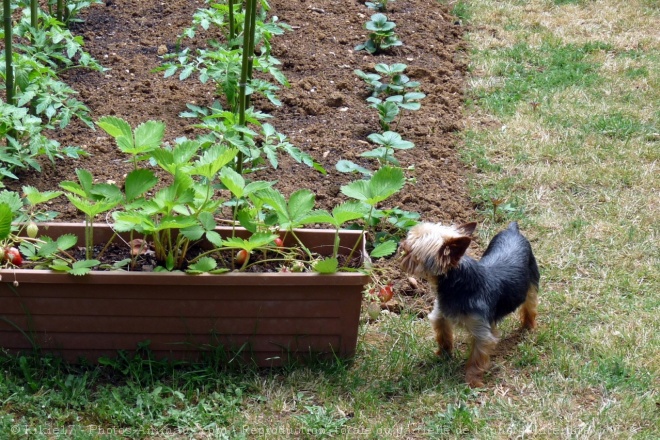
<box><xmin>367</xmin><ymin>93</ymin><xmax>426</xmax><ymax>131</ymax></box>
<box><xmin>0</xmin><ymin>187</ymin><xmax>86</xmax><ymax>272</ymax></box>
<box><xmin>355</xmin><ymin>63</ymin><xmax>419</xmax><ymax>97</ymax></box>
<box><xmin>365</xmin><ymin>0</ymin><xmax>395</xmax><ymax>12</ymax></box>
<box><xmin>219</xmin><ymin>231</ymin><xmax>280</xmax><ymax>271</ymax></box>
<box><xmin>362</xmin><ymin>131</ymin><xmax>414</xmax><ymax>166</ymax></box>
<box><xmin>370</xmin><ymin>99</ymin><xmax>399</xmax><ymax>131</ymax></box>
<box><xmin>355</xmin><ymin>13</ymin><xmax>402</xmax><ymax>54</ymax></box>
<box><xmin>336</xmin><ymin>131</ymin><xmax>414</xmax><ymax>176</ymax></box>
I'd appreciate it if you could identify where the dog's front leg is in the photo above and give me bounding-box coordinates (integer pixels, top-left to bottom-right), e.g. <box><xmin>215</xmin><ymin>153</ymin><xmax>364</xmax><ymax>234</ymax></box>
<box><xmin>429</xmin><ymin>299</ymin><xmax>453</xmax><ymax>356</ymax></box>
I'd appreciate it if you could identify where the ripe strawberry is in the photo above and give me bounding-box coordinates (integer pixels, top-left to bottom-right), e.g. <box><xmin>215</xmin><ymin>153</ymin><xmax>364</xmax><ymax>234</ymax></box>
<box><xmin>274</xmin><ymin>237</ymin><xmax>284</xmax><ymax>247</ymax></box>
<box><xmin>5</xmin><ymin>247</ymin><xmax>23</xmax><ymax>266</ymax></box>
<box><xmin>236</xmin><ymin>249</ymin><xmax>249</xmax><ymax>265</ymax></box>
<box><xmin>378</xmin><ymin>284</ymin><xmax>394</xmax><ymax>303</ymax></box>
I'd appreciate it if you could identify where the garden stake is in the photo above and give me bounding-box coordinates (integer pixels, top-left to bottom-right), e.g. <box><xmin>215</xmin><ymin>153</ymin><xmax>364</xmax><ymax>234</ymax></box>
<box><xmin>237</xmin><ymin>0</ymin><xmax>257</xmax><ymax>174</ymax></box>
<box><xmin>30</xmin><ymin>0</ymin><xmax>38</xmax><ymax>28</ymax></box>
<box><xmin>3</xmin><ymin>0</ymin><xmax>14</xmax><ymax>107</ymax></box>
<box><xmin>228</xmin><ymin>0</ymin><xmax>235</xmax><ymax>48</ymax></box>
<box><xmin>245</xmin><ymin>0</ymin><xmax>258</xmax><ymax>109</ymax></box>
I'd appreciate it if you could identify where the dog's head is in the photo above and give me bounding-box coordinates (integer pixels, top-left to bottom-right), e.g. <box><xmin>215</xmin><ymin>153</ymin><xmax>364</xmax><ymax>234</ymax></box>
<box><xmin>399</xmin><ymin>222</ymin><xmax>477</xmax><ymax>279</ymax></box>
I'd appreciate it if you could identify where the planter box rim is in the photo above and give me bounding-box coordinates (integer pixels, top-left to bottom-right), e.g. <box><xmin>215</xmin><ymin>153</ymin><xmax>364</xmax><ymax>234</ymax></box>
<box><xmin>5</xmin><ymin>222</ymin><xmax>371</xmax><ymax>282</ymax></box>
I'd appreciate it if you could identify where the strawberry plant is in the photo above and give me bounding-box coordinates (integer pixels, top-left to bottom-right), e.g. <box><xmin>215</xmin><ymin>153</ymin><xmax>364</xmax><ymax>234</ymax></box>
<box><xmin>355</xmin><ymin>63</ymin><xmax>426</xmax><ymax>131</ymax></box>
<box><xmin>59</xmin><ymin>169</ymin><xmax>123</xmax><ymax>260</ymax></box>
<box><xmin>355</xmin><ymin>13</ymin><xmax>402</xmax><ymax>54</ymax></box>
<box><xmin>0</xmin><ymin>186</ymin><xmax>87</xmax><ymax>273</ymax></box>
<box><xmin>96</xmin><ymin>116</ymin><xmax>166</xmax><ymax>169</ymax></box>
<box><xmin>355</xmin><ymin>63</ymin><xmax>420</xmax><ymax>97</ymax></box>
<box><xmin>365</xmin><ymin>0</ymin><xmax>394</xmax><ymax>13</ymax></box>
<box><xmin>180</xmin><ymin>103</ymin><xmax>325</xmax><ymax>174</ymax></box>
<box><xmin>338</xmin><ymin>166</ymin><xmax>406</xmax><ymax>258</ymax></box>
<box><xmin>158</xmin><ymin>0</ymin><xmax>324</xmax><ymax>177</ymax></box>
<box><xmin>336</xmin><ymin>131</ymin><xmax>413</xmax><ymax>176</ymax></box>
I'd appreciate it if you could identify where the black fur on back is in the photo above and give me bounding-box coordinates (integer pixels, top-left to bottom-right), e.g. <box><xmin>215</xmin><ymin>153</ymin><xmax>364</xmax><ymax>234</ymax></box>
<box><xmin>436</xmin><ymin>222</ymin><xmax>540</xmax><ymax>323</ymax></box>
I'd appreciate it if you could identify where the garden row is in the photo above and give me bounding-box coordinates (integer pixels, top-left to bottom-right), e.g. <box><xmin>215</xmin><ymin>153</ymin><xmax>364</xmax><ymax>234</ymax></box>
<box><xmin>1</xmin><ymin>0</ymin><xmax>429</xmax><ymax>277</ymax></box>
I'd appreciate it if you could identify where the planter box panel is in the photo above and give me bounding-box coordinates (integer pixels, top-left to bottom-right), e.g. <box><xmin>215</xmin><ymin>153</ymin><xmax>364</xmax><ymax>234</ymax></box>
<box><xmin>1</xmin><ymin>315</ymin><xmax>343</xmax><ymax>335</ymax></box>
<box><xmin>0</xmin><ymin>223</ymin><xmax>367</xmax><ymax>365</ymax></box>
<box><xmin>1</xmin><ymin>297</ymin><xmax>346</xmax><ymax>318</ymax></box>
<box><xmin>11</xmin><ymin>271</ymin><xmax>369</xmax><ymax>287</ymax></box>
<box><xmin>2</xmin><ymin>332</ymin><xmax>342</xmax><ymax>352</ymax></box>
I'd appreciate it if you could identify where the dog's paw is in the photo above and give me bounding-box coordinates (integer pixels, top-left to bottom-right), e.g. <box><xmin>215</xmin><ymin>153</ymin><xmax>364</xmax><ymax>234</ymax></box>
<box><xmin>435</xmin><ymin>348</ymin><xmax>452</xmax><ymax>358</ymax></box>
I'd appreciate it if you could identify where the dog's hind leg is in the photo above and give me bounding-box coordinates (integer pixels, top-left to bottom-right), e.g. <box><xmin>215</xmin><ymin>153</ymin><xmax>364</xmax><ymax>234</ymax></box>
<box><xmin>520</xmin><ymin>284</ymin><xmax>538</xmax><ymax>330</ymax></box>
<box><xmin>464</xmin><ymin>316</ymin><xmax>499</xmax><ymax>388</ymax></box>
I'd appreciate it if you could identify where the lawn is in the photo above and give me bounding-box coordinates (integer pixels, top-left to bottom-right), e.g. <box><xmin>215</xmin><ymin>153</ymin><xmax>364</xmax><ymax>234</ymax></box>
<box><xmin>1</xmin><ymin>0</ymin><xmax>658</xmax><ymax>438</ymax></box>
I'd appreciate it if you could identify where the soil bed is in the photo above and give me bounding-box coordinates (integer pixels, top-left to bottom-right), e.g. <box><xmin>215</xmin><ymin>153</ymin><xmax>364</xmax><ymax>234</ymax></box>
<box><xmin>6</xmin><ymin>0</ymin><xmax>475</xmax><ymax>310</ymax></box>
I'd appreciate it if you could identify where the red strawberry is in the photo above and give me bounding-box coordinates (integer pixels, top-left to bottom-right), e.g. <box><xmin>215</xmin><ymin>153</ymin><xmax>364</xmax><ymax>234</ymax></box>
<box><xmin>236</xmin><ymin>249</ymin><xmax>249</xmax><ymax>265</ymax></box>
<box><xmin>5</xmin><ymin>247</ymin><xmax>23</xmax><ymax>266</ymax></box>
<box><xmin>274</xmin><ymin>237</ymin><xmax>284</xmax><ymax>247</ymax></box>
<box><xmin>378</xmin><ymin>284</ymin><xmax>394</xmax><ymax>303</ymax></box>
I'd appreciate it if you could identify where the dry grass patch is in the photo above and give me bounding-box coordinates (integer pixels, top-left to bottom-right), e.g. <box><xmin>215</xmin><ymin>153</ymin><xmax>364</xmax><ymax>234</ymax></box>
<box><xmin>460</xmin><ymin>0</ymin><xmax>659</xmax><ymax>437</ymax></box>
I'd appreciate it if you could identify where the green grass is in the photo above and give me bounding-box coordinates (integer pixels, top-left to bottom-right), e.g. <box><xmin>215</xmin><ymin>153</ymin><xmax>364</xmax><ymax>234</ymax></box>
<box><xmin>2</xmin><ymin>0</ymin><xmax>659</xmax><ymax>438</ymax></box>
<box><xmin>461</xmin><ymin>0</ymin><xmax>659</xmax><ymax>436</ymax></box>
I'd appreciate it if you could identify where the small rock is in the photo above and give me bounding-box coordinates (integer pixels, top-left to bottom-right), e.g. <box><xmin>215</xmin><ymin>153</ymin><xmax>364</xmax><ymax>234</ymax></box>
<box><xmin>157</xmin><ymin>45</ymin><xmax>168</xmax><ymax>55</ymax></box>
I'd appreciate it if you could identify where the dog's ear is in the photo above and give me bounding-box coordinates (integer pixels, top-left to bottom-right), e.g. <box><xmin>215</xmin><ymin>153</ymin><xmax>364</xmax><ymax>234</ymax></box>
<box><xmin>456</xmin><ymin>222</ymin><xmax>477</xmax><ymax>236</ymax></box>
<box><xmin>441</xmin><ymin>236</ymin><xmax>472</xmax><ymax>267</ymax></box>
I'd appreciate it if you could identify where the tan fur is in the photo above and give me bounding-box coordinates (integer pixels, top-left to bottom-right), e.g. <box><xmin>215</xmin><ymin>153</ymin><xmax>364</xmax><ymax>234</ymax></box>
<box><xmin>463</xmin><ymin>315</ymin><xmax>499</xmax><ymax>388</ymax></box>
<box><xmin>520</xmin><ymin>284</ymin><xmax>538</xmax><ymax>330</ymax></box>
<box><xmin>429</xmin><ymin>299</ymin><xmax>454</xmax><ymax>355</ymax></box>
<box><xmin>399</xmin><ymin>222</ymin><xmax>473</xmax><ymax>278</ymax></box>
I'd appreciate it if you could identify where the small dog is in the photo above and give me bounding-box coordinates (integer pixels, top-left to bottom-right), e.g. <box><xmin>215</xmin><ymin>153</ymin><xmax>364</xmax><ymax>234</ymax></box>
<box><xmin>400</xmin><ymin>221</ymin><xmax>539</xmax><ymax>387</ymax></box>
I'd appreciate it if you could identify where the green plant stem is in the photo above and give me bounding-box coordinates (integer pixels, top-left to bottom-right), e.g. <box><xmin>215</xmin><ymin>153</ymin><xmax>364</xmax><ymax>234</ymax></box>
<box><xmin>245</xmin><ymin>0</ymin><xmax>258</xmax><ymax>109</ymax></box>
<box><xmin>237</xmin><ymin>0</ymin><xmax>257</xmax><ymax>174</ymax></box>
<box><xmin>332</xmin><ymin>228</ymin><xmax>340</xmax><ymax>259</ymax></box>
<box><xmin>176</xmin><ymin>236</ymin><xmax>189</xmax><ymax>268</ymax></box>
<box><xmin>344</xmin><ymin>208</ymin><xmax>374</xmax><ymax>267</ymax></box>
<box><xmin>56</xmin><ymin>0</ymin><xmax>64</xmax><ymax>23</ymax></box>
<box><xmin>95</xmin><ymin>231</ymin><xmax>118</xmax><ymax>261</ymax></box>
<box><xmin>3</xmin><ymin>0</ymin><xmax>14</xmax><ymax>107</ymax></box>
<box><xmin>288</xmin><ymin>230</ymin><xmax>314</xmax><ymax>260</ymax></box>
<box><xmin>30</xmin><ymin>0</ymin><xmax>38</xmax><ymax>28</ymax></box>
<box><xmin>242</xmin><ymin>256</ymin><xmax>295</xmax><ymax>271</ymax></box>
<box><xmin>228</xmin><ymin>0</ymin><xmax>235</xmax><ymax>48</ymax></box>
<box><xmin>85</xmin><ymin>214</ymin><xmax>93</xmax><ymax>260</ymax></box>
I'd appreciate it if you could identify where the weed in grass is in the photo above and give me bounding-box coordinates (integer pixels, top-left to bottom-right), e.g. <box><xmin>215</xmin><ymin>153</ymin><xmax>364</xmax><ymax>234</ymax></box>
<box><xmin>451</xmin><ymin>0</ymin><xmax>472</xmax><ymax>23</ymax></box>
<box><xmin>292</xmin><ymin>405</ymin><xmax>350</xmax><ymax>439</ymax></box>
<box><xmin>424</xmin><ymin>402</ymin><xmax>484</xmax><ymax>437</ymax></box>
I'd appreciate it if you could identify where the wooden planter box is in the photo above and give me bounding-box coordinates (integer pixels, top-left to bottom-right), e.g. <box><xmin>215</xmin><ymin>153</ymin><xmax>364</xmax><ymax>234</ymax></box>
<box><xmin>0</xmin><ymin>223</ymin><xmax>369</xmax><ymax>366</ymax></box>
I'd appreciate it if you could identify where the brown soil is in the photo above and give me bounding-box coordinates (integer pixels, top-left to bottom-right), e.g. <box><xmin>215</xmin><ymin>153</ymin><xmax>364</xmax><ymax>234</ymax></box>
<box><xmin>6</xmin><ymin>0</ymin><xmax>476</xmax><ymax>311</ymax></box>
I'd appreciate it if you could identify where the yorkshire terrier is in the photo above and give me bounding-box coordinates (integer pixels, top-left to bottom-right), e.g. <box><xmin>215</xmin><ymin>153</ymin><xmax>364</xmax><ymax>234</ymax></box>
<box><xmin>400</xmin><ymin>221</ymin><xmax>539</xmax><ymax>387</ymax></box>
